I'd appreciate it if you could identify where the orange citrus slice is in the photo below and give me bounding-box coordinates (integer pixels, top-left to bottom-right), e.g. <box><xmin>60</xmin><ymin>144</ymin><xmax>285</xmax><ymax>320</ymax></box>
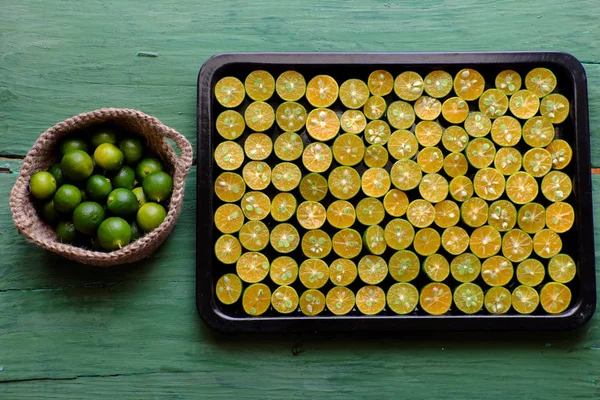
<box><xmin>242</xmin><ymin>161</ymin><xmax>271</xmax><ymax>191</ymax></box>
<box><xmin>244</xmin><ymin>101</ymin><xmax>275</xmax><ymax>132</ymax></box>
<box><xmin>419</xmin><ymin>147</ymin><xmax>444</xmax><ymax>174</ymax></box>
<box><xmin>306</xmin><ymin>75</ymin><xmax>339</xmax><ymax>107</ymax></box>
<box><xmin>358</xmin><ymin>255</ymin><xmax>388</xmax><ymax>284</ymax></box>
<box><xmin>271</xmin><ymin>286</ymin><xmax>299</xmax><ymax>314</ymax></box>
<box><xmin>296</xmin><ymin>201</ymin><xmax>327</xmax><ymax>230</ymax></box>
<box><xmin>270</xmin><ymin>223</ymin><xmax>300</xmax><ymax>253</ymax></box>
<box><xmin>491</xmin><ymin>115</ymin><xmax>522</xmax><ymax>147</ymax></box>
<box><xmin>548</xmin><ymin>254</ymin><xmax>576</xmax><ymax>283</ymax></box>
<box><xmin>454</xmin><ymin>68</ymin><xmax>485</xmax><ymax>100</ymax></box>
<box><xmin>485</xmin><ymin>286</ymin><xmax>512</xmax><ymax>314</ymax></box>
<box><xmin>541</xmin><ymin>171</ymin><xmax>571</xmax><ymax>202</ymax></box>
<box><xmin>394</xmin><ymin>71</ymin><xmax>424</xmax><ymax>101</ymax></box>
<box><xmin>361</xmin><ymin>167</ymin><xmax>391</xmax><ymax>198</ymax></box>
<box><xmin>301</xmin><ymin>229</ymin><xmax>332</xmax><ymax>259</ymax></box>
<box><xmin>546</xmin><ymin>202</ymin><xmax>574</xmax><ymax>233</ymax></box>
<box><xmin>495</xmin><ymin>70</ymin><xmax>522</xmax><ymax>95</ymax></box>
<box><xmin>523</xmin><ymin>148</ymin><xmax>552</xmax><ymax>177</ymax></box>
<box><xmin>525</xmin><ymin>68</ymin><xmax>557</xmax><ymax>97</ymax></box>
<box><xmin>505</xmin><ymin>172</ymin><xmax>538</xmax><ymax>204</ymax></box>
<box><xmin>523</xmin><ymin>116</ymin><xmax>554</xmax><ymax>147</ymax></box>
<box><xmin>388</xmin><ymin>130</ymin><xmax>418</xmax><ymax>160</ymax></box>
<box><xmin>299</xmin><ymin>172</ymin><xmax>328</xmax><ymax>201</ymax></box>
<box><xmin>441</xmin><ymin>226</ymin><xmax>469</xmax><ymax>255</ymax></box>
<box><xmin>450</xmin><ymin>253</ymin><xmax>481</xmax><ymax>283</ymax></box>
<box><xmin>442</xmin><ymin>125</ymin><xmax>469</xmax><ymax>152</ymax></box>
<box><xmin>540</xmin><ymin>282</ymin><xmax>571</xmax><ymax>314</ymax></box>
<box><xmin>384</xmin><ymin>218</ymin><xmax>415</xmax><ymax>250</ymax></box>
<box><xmin>214</xmin><ymin>172</ymin><xmax>246</xmax><ymax>202</ymax></box>
<box><xmin>413</xmin><ymin>227</ymin><xmax>440</xmax><ymax>256</ymax></box>
<box><xmin>407</xmin><ymin>199</ymin><xmax>435</xmax><ymax>228</ymax></box>
<box><xmin>363</xmin><ymin>225</ymin><xmax>387</xmax><ymax>255</ymax></box>
<box><xmin>516</xmin><ymin>259</ymin><xmax>545</xmax><ymax>286</ymax></box>
<box><xmin>326</xmin><ymin>200</ymin><xmax>356</xmax><ymax>229</ymax></box>
<box><xmin>441</xmin><ymin>97</ymin><xmax>469</xmax><ymax>124</ymax></box>
<box><xmin>466</xmin><ymin>138</ymin><xmax>496</xmax><ymax>169</ymax></box>
<box><xmin>340</xmin><ymin>110</ymin><xmax>367</xmax><ymax>134</ymax></box>
<box><xmin>274</xmin><ymin>131</ymin><xmax>303</xmax><ymax>161</ymax></box>
<box><xmin>216</xmin><ymin>110</ymin><xmax>245</xmax><ymax>140</ymax></box>
<box><xmin>464</xmin><ymin>112</ymin><xmax>492</xmax><ymax>137</ymax></box>
<box><xmin>365</xmin><ymin>120</ymin><xmax>391</xmax><ymax>145</ymax></box>
<box><xmin>329</xmin><ymin>258</ymin><xmax>358</xmax><ymax>286</ymax></box>
<box><xmin>422</xmin><ymin>254</ymin><xmax>450</xmax><ymax>282</ymax></box>
<box><xmin>449</xmin><ymin>176</ymin><xmax>474</xmax><ymax>202</ymax></box>
<box><xmin>241</xmin><ymin>191</ymin><xmax>271</xmax><ymax>221</ymax></box>
<box><xmin>270</xmin><ymin>256</ymin><xmax>298</xmax><ymax>285</ymax></box>
<box><xmin>302</xmin><ymin>142</ymin><xmax>333</xmax><ymax>173</ymax></box>
<box><xmin>368</xmin><ymin>70</ymin><xmax>394</xmax><ymax>96</ymax></box>
<box><xmin>470</xmin><ymin>225</ymin><xmax>502</xmax><ymax>258</ymax></box>
<box><xmin>434</xmin><ymin>200</ymin><xmax>460</xmax><ymax>228</ymax></box>
<box><xmin>356</xmin><ymin>197</ymin><xmax>385</xmax><ymax>226</ymax></box>
<box><xmin>424</xmin><ymin>70</ymin><xmax>453</xmax><ymax>98</ymax></box>
<box><xmin>363</xmin><ymin>96</ymin><xmax>387</xmax><ymax>120</ymax></box>
<box><xmin>415</xmin><ymin>121</ymin><xmax>443</xmax><ymax>147</ymax></box>
<box><xmin>502</xmin><ymin>229</ymin><xmax>533</xmax><ymax>262</ymax></box>
<box><xmin>540</xmin><ymin>93</ymin><xmax>570</xmax><ymax>124</ymax></box>
<box><xmin>517</xmin><ymin>202</ymin><xmax>546</xmax><ymax>234</ymax></box>
<box><xmin>387</xmin><ymin>101</ymin><xmax>416</xmax><ymax>129</ymax></box>
<box><xmin>214</xmin><ymin>234</ymin><xmax>242</xmax><ymax>264</ymax></box>
<box><xmin>383</xmin><ymin>189</ymin><xmax>409</xmax><ymax>217</ymax></box>
<box><xmin>331</xmin><ymin>228</ymin><xmax>362</xmax><ymax>258</ymax></box>
<box><xmin>390</xmin><ymin>159</ymin><xmax>422</xmax><ymax>190</ymax></box>
<box><xmin>473</xmin><ymin>168</ymin><xmax>505</xmax><ymax>201</ymax></box>
<box><xmin>481</xmin><ymin>256</ymin><xmax>513</xmax><ymax>286</ymax></box>
<box><xmin>478</xmin><ymin>89</ymin><xmax>509</xmax><ymax>118</ymax></box>
<box><xmin>326</xmin><ymin>286</ymin><xmax>355</xmax><ymax>315</ymax></box>
<box><xmin>461</xmin><ymin>197</ymin><xmax>489</xmax><ymax>228</ymax></box>
<box><xmin>387</xmin><ymin>283</ymin><xmax>419</xmax><ymax>315</ymax></box>
<box><xmin>244</xmin><ymin>133</ymin><xmax>273</xmax><ymax>160</ymax></box>
<box><xmin>454</xmin><ymin>283</ymin><xmax>484</xmax><ymax>314</ymax></box>
<box><xmin>339</xmin><ymin>78</ymin><xmax>370</xmax><ymax>109</ymax></box>
<box><xmin>275</xmin><ymin>101</ymin><xmax>307</xmax><ymax>132</ymax></box>
<box><xmin>238</xmin><ymin>220</ymin><xmax>269</xmax><ymax>251</ymax></box>
<box><xmin>299</xmin><ymin>259</ymin><xmax>329</xmax><ymax>289</ymax></box>
<box><xmin>389</xmin><ymin>250</ymin><xmax>420</xmax><ymax>282</ymax></box>
<box><xmin>443</xmin><ymin>152</ymin><xmax>468</xmax><ymax>177</ymax></box>
<box><xmin>275</xmin><ymin>70</ymin><xmax>306</xmax><ymax>101</ymax></box>
<box><xmin>546</xmin><ymin>139</ymin><xmax>573</xmax><ymax>170</ymax></box>
<box><xmin>356</xmin><ymin>286</ymin><xmax>386</xmax><ymax>315</ymax></box>
<box><xmin>271</xmin><ymin>162</ymin><xmax>301</xmax><ymax>191</ymax></box>
<box><xmin>419</xmin><ymin>173</ymin><xmax>448</xmax><ymax>203</ymax></box>
<box><xmin>242</xmin><ymin>283</ymin><xmax>271</xmax><ymax>316</ymax></box>
<box><xmin>215</xmin><ymin>273</ymin><xmax>243</xmax><ymax>305</ymax></box>
<box><xmin>512</xmin><ymin>285</ymin><xmax>539</xmax><ymax>314</ymax></box>
<box><xmin>509</xmin><ymin>90</ymin><xmax>539</xmax><ymax>119</ymax></box>
<box><xmin>306</xmin><ymin>108</ymin><xmax>340</xmax><ymax>141</ymax></box>
<box><xmin>236</xmin><ymin>251</ymin><xmax>270</xmax><ymax>283</ymax></box>
<box><xmin>494</xmin><ymin>147</ymin><xmax>522</xmax><ymax>176</ymax></box>
<box><xmin>364</xmin><ymin>145</ymin><xmax>389</xmax><ymax>168</ymax></box>
<box><xmin>414</xmin><ymin>96</ymin><xmax>442</xmax><ymax>121</ymax></box>
<box><xmin>328</xmin><ymin>166</ymin><xmax>361</xmax><ymax>200</ymax></box>
<box><xmin>245</xmin><ymin>70</ymin><xmax>275</xmax><ymax>101</ymax></box>
<box><xmin>299</xmin><ymin>289</ymin><xmax>325</xmax><ymax>316</ymax></box>
<box><xmin>214</xmin><ymin>203</ymin><xmax>245</xmax><ymax>234</ymax></box>
<box><xmin>215</xmin><ymin>140</ymin><xmax>245</xmax><ymax>171</ymax></box>
<box><xmin>215</xmin><ymin>76</ymin><xmax>245</xmax><ymax>108</ymax></box>
<box><xmin>420</xmin><ymin>283</ymin><xmax>452</xmax><ymax>315</ymax></box>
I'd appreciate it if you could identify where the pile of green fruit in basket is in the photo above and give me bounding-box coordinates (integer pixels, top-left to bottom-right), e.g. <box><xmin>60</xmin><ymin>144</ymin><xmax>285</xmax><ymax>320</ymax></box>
<box><xmin>29</xmin><ymin>129</ymin><xmax>172</xmax><ymax>251</ymax></box>
<box><xmin>211</xmin><ymin>66</ymin><xmax>576</xmax><ymax>318</ymax></box>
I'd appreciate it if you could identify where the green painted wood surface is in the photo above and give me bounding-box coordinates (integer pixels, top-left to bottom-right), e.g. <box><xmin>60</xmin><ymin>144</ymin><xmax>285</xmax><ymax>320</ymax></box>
<box><xmin>1</xmin><ymin>0</ymin><xmax>599</xmax><ymax>398</ymax></box>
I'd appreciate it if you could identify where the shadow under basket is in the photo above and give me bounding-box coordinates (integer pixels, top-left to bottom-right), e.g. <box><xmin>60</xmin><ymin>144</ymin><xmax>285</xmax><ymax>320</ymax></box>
<box><xmin>9</xmin><ymin>108</ymin><xmax>193</xmax><ymax>266</ymax></box>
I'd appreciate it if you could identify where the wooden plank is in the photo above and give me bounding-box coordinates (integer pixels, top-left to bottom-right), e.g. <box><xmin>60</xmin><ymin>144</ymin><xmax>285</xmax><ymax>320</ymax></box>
<box><xmin>2</xmin><ymin>0</ymin><xmax>600</xmax><ymax>160</ymax></box>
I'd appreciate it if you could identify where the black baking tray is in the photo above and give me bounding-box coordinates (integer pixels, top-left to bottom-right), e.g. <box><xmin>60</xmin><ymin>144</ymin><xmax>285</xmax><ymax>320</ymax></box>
<box><xmin>196</xmin><ymin>52</ymin><xmax>595</xmax><ymax>332</ymax></box>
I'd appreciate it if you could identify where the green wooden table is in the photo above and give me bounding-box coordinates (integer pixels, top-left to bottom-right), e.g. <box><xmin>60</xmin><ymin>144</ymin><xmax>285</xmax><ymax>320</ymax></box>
<box><xmin>1</xmin><ymin>1</ymin><xmax>599</xmax><ymax>398</ymax></box>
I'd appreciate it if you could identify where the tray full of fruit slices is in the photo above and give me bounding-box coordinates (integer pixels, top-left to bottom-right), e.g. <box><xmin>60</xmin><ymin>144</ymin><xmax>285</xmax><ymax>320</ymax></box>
<box><xmin>196</xmin><ymin>52</ymin><xmax>595</xmax><ymax>332</ymax></box>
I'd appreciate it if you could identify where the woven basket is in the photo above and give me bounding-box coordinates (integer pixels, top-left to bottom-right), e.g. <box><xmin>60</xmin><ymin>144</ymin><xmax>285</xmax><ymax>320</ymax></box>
<box><xmin>9</xmin><ymin>108</ymin><xmax>193</xmax><ymax>266</ymax></box>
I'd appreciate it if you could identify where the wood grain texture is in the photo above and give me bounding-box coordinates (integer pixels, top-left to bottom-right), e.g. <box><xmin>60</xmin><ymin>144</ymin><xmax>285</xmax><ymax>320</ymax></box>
<box><xmin>1</xmin><ymin>0</ymin><xmax>600</xmax><ymax>398</ymax></box>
